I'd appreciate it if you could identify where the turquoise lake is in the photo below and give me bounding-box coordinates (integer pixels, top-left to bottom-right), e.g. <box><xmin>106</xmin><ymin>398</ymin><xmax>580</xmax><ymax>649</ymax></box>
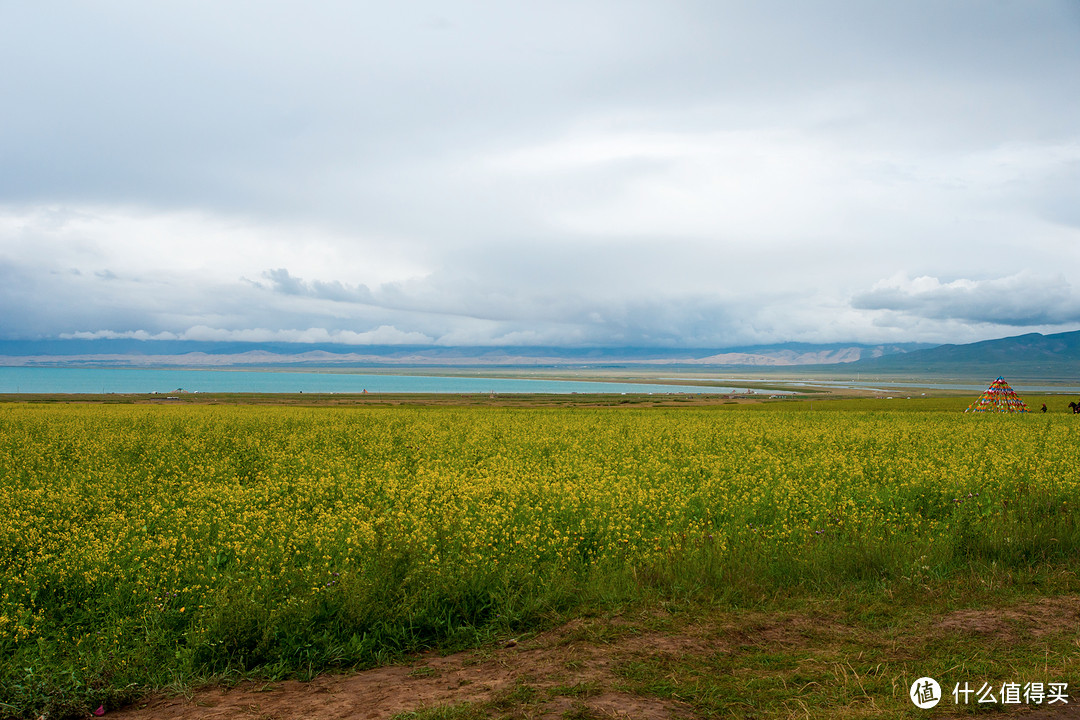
<box><xmin>0</xmin><ymin>367</ymin><xmax>739</xmax><ymax>395</ymax></box>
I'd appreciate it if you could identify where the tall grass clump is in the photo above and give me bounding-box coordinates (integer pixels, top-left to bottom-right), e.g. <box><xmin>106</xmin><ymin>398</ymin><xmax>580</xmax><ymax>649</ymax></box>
<box><xmin>1</xmin><ymin>403</ymin><xmax>1077</xmax><ymax>717</ymax></box>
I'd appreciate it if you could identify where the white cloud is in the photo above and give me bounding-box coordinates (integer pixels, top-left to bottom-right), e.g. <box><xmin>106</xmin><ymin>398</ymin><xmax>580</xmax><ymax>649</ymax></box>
<box><xmin>179</xmin><ymin>325</ymin><xmax>433</xmax><ymax>345</ymax></box>
<box><xmin>3</xmin><ymin>3</ymin><xmax>1080</xmax><ymax>348</ymax></box>
<box><xmin>0</xmin><ymin>205</ymin><xmax>429</xmax><ymax>287</ymax></box>
<box><xmin>63</xmin><ymin>325</ymin><xmax>433</xmax><ymax>345</ymax></box>
<box><xmin>853</xmin><ymin>273</ymin><xmax>1080</xmax><ymax>327</ymax></box>
<box><xmin>61</xmin><ymin>330</ymin><xmax>180</xmax><ymax>341</ymax></box>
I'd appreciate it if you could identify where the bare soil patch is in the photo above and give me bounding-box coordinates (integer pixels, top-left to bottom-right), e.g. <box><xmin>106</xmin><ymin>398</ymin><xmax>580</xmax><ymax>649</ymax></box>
<box><xmin>110</xmin><ymin>617</ymin><xmax>703</xmax><ymax>720</ymax></box>
<box><xmin>933</xmin><ymin>596</ymin><xmax>1080</xmax><ymax>641</ymax></box>
<box><xmin>106</xmin><ymin>598</ymin><xmax>1080</xmax><ymax>720</ymax></box>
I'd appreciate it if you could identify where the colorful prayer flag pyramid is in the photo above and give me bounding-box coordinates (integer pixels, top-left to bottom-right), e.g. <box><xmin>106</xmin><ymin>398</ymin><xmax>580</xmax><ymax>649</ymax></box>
<box><xmin>965</xmin><ymin>377</ymin><xmax>1028</xmax><ymax>413</ymax></box>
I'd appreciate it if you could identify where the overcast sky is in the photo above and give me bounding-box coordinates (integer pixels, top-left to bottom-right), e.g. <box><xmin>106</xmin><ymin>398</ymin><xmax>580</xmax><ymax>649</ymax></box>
<box><xmin>2</xmin><ymin>1</ymin><xmax>1079</xmax><ymax>348</ymax></box>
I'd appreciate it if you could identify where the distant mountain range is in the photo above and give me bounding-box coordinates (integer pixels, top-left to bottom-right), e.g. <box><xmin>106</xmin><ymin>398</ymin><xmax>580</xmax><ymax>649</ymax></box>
<box><xmin>0</xmin><ymin>332</ymin><xmax>1078</xmax><ymax>378</ymax></box>
<box><xmin>837</xmin><ymin>330</ymin><xmax>1080</xmax><ymax>380</ymax></box>
<box><xmin>0</xmin><ymin>339</ymin><xmax>927</xmax><ymax>367</ymax></box>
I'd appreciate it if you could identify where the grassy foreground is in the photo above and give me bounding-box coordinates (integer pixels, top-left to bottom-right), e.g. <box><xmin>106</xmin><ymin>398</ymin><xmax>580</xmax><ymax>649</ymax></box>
<box><xmin>1</xmin><ymin>400</ymin><xmax>1078</xmax><ymax>718</ymax></box>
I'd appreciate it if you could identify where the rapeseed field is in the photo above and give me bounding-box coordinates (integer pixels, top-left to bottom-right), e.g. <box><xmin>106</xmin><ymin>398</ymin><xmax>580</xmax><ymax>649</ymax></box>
<box><xmin>1</xmin><ymin>403</ymin><xmax>1077</xmax><ymax>717</ymax></box>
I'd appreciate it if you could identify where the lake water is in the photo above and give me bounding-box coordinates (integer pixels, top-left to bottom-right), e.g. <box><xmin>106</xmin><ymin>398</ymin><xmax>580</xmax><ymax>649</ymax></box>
<box><xmin>785</xmin><ymin>379</ymin><xmax>1080</xmax><ymax>394</ymax></box>
<box><xmin>681</xmin><ymin>377</ymin><xmax>1080</xmax><ymax>394</ymax></box>
<box><xmin>0</xmin><ymin>367</ymin><xmax>741</xmax><ymax>395</ymax></box>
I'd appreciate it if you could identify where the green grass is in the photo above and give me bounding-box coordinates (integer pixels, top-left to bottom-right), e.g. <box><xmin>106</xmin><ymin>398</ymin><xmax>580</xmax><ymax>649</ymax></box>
<box><xmin>614</xmin><ymin>576</ymin><xmax>1079</xmax><ymax>718</ymax></box>
<box><xmin>377</xmin><ymin>568</ymin><xmax>1079</xmax><ymax>719</ymax></box>
<box><xmin>2</xmin><ymin>400</ymin><xmax>1079</xmax><ymax>718</ymax></box>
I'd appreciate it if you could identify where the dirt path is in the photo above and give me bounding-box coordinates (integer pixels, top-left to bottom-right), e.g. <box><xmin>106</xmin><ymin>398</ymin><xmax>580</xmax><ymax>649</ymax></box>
<box><xmin>111</xmin><ymin>618</ymin><xmax>696</xmax><ymax>720</ymax></box>
<box><xmin>107</xmin><ymin>603</ymin><xmax>1079</xmax><ymax>720</ymax></box>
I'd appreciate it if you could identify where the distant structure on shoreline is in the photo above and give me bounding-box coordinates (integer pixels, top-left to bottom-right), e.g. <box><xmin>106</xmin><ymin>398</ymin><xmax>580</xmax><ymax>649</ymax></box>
<box><xmin>965</xmin><ymin>377</ymin><xmax>1029</xmax><ymax>413</ymax></box>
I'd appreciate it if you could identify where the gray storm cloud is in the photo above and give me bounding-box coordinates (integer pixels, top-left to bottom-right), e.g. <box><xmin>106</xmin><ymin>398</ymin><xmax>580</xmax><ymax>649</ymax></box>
<box><xmin>1</xmin><ymin>1</ymin><xmax>1079</xmax><ymax>347</ymax></box>
<box><xmin>853</xmin><ymin>274</ymin><xmax>1080</xmax><ymax>327</ymax></box>
<box><xmin>262</xmin><ymin>268</ymin><xmax>375</xmax><ymax>305</ymax></box>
